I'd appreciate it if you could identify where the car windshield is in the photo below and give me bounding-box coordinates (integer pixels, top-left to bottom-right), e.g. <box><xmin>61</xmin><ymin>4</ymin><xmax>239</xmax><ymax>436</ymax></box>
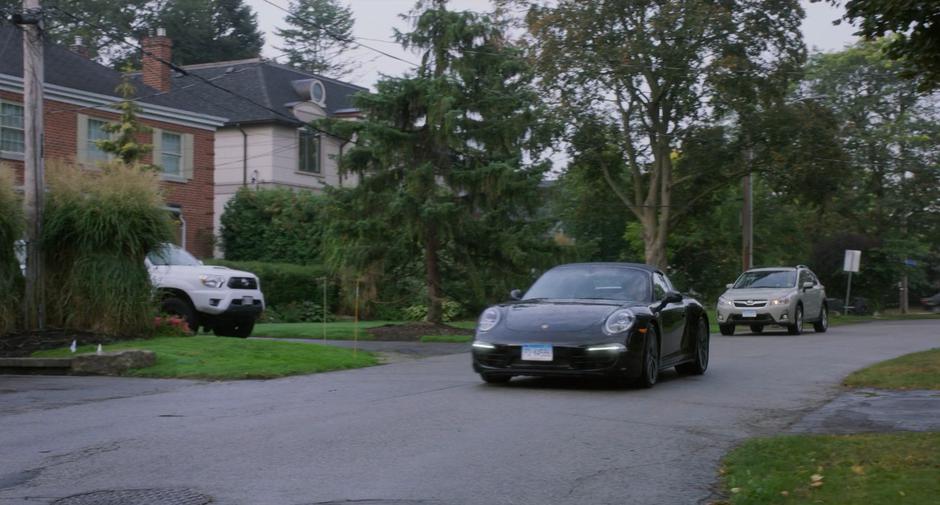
<box><xmin>524</xmin><ymin>265</ymin><xmax>650</xmax><ymax>302</ymax></box>
<box><xmin>733</xmin><ymin>270</ymin><xmax>795</xmax><ymax>289</ymax></box>
<box><xmin>147</xmin><ymin>244</ymin><xmax>201</xmax><ymax>266</ymax></box>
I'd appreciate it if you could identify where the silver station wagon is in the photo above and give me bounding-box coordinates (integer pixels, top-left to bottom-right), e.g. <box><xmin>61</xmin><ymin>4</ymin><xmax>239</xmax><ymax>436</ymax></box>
<box><xmin>716</xmin><ymin>266</ymin><xmax>828</xmax><ymax>335</ymax></box>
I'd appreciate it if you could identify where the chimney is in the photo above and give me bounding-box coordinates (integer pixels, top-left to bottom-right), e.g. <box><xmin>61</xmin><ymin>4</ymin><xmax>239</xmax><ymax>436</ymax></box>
<box><xmin>70</xmin><ymin>36</ymin><xmax>91</xmax><ymax>59</ymax></box>
<box><xmin>142</xmin><ymin>28</ymin><xmax>172</xmax><ymax>92</ymax></box>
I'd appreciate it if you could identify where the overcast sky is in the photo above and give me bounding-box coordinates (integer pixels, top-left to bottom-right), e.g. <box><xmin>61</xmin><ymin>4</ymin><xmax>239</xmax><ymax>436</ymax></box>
<box><xmin>249</xmin><ymin>0</ymin><xmax>861</xmax><ymax>89</ymax></box>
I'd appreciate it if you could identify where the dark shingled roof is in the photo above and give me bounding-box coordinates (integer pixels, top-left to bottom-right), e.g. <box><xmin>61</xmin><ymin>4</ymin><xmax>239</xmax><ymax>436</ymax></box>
<box><xmin>130</xmin><ymin>59</ymin><xmax>368</xmax><ymax>126</ymax></box>
<box><xmin>0</xmin><ymin>25</ymin><xmax>216</xmax><ymax>114</ymax></box>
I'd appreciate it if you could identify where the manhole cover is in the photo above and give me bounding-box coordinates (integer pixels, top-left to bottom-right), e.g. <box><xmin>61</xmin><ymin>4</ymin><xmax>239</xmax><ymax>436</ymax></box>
<box><xmin>52</xmin><ymin>488</ymin><xmax>212</xmax><ymax>505</ymax></box>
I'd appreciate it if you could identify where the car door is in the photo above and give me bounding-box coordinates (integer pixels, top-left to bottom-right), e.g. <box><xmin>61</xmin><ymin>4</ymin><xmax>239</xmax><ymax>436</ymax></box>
<box><xmin>653</xmin><ymin>272</ymin><xmax>686</xmax><ymax>359</ymax></box>
<box><xmin>798</xmin><ymin>270</ymin><xmax>821</xmax><ymax>319</ymax></box>
<box><xmin>807</xmin><ymin>271</ymin><xmax>825</xmax><ymax>318</ymax></box>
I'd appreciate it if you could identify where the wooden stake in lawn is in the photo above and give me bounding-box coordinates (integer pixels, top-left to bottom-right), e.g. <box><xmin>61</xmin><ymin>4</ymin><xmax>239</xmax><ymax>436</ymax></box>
<box><xmin>321</xmin><ymin>276</ymin><xmax>327</xmax><ymax>343</ymax></box>
<box><xmin>353</xmin><ymin>280</ymin><xmax>360</xmax><ymax>356</ymax></box>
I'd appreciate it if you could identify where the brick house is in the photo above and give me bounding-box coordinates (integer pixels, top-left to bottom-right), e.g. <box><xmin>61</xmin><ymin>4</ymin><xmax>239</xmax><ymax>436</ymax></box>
<box><xmin>0</xmin><ymin>26</ymin><xmax>226</xmax><ymax>257</ymax></box>
<box><xmin>127</xmin><ymin>34</ymin><xmax>367</xmax><ymax>254</ymax></box>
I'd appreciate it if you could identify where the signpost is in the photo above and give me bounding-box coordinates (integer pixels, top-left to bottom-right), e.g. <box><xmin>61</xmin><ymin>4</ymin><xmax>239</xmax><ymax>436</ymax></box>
<box><xmin>843</xmin><ymin>250</ymin><xmax>861</xmax><ymax>314</ymax></box>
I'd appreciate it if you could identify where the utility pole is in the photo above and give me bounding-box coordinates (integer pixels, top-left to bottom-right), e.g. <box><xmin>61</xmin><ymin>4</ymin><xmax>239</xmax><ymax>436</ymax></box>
<box><xmin>741</xmin><ymin>148</ymin><xmax>754</xmax><ymax>271</ymax></box>
<box><xmin>18</xmin><ymin>0</ymin><xmax>45</xmax><ymax>330</ymax></box>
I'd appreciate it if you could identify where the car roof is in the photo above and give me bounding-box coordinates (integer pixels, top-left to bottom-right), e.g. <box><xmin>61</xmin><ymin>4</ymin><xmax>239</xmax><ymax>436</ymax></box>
<box><xmin>553</xmin><ymin>262</ymin><xmax>659</xmax><ymax>274</ymax></box>
<box><xmin>745</xmin><ymin>267</ymin><xmax>799</xmax><ymax>272</ymax></box>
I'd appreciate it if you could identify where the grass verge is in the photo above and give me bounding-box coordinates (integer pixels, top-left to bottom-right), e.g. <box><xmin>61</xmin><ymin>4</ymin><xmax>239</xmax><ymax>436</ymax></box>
<box><xmin>718</xmin><ymin>432</ymin><xmax>940</xmax><ymax>505</ymax></box>
<box><xmin>255</xmin><ymin>320</ymin><xmax>477</xmax><ymax>340</ymax></box>
<box><xmin>419</xmin><ymin>334</ymin><xmax>473</xmax><ymax>343</ymax></box>
<box><xmin>842</xmin><ymin>347</ymin><xmax>940</xmax><ymax>390</ymax></box>
<box><xmin>34</xmin><ymin>336</ymin><xmax>377</xmax><ymax>380</ymax></box>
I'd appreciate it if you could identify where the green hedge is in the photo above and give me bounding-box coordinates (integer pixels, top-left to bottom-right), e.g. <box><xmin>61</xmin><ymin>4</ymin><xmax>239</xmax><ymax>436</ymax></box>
<box><xmin>206</xmin><ymin>260</ymin><xmax>336</xmax><ymax>309</ymax></box>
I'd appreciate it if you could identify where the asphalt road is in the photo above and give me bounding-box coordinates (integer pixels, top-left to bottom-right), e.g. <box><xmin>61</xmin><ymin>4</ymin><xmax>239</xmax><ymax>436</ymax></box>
<box><xmin>1</xmin><ymin>320</ymin><xmax>938</xmax><ymax>505</ymax></box>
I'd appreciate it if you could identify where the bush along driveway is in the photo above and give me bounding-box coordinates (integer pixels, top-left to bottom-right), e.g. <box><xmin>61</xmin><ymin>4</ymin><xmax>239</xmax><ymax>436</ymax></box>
<box><xmin>716</xmin><ymin>347</ymin><xmax>940</xmax><ymax>505</ymax></box>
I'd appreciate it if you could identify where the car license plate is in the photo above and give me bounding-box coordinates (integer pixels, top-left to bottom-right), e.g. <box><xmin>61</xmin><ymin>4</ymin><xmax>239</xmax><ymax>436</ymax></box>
<box><xmin>242</xmin><ymin>296</ymin><xmax>254</xmax><ymax>305</ymax></box>
<box><xmin>742</xmin><ymin>310</ymin><xmax>757</xmax><ymax>318</ymax></box>
<box><xmin>522</xmin><ymin>344</ymin><xmax>553</xmax><ymax>361</ymax></box>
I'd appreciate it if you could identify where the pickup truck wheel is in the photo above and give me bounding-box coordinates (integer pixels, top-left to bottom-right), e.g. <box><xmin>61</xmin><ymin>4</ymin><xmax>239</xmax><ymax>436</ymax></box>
<box><xmin>214</xmin><ymin>318</ymin><xmax>255</xmax><ymax>338</ymax></box>
<box><xmin>160</xmin><ymin>297</ymin><xmax>197</xmax><ymax>335</ymax></box>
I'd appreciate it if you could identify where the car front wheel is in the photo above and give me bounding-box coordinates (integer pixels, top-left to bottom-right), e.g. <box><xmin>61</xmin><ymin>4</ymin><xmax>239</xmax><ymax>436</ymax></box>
<box><xmin>214</xmin><ymin>318</ymin><xmax>255</xmax><ymax>338</ymax></box>
<box><xmin>637</xmin><ymin>327</ymin><xmax>660</xmax><ymax>388</ymax></box>
<box><xmin>160</xmin><ymin>296</ymin><xmax>197</xmax><ymax>335</ymax></box>
<box><xmin>719</xmin><ymin>323</ymin><xmax>735</xmax><ymax>336</ymax></box>
<box><xmin>813</xmin><ymin>304</ymin><xmax>829</xmax><ymax>333</ymax></box>
<box><xmin>787</xmin><ymin>304</ymin><xmax>804</xmax><ymax>335</ymax></box>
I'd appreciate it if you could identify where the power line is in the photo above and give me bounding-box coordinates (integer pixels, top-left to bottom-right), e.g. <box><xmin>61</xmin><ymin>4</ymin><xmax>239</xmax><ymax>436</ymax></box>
<box><xmin>50</xmin><ymin>6</ymin><xmax>353</xmax><ymax>143</ymax></box>
<box><xmin>260</xmin><ymin>0</ymin><xmax>420</xmax><ymax>68</ymax></box>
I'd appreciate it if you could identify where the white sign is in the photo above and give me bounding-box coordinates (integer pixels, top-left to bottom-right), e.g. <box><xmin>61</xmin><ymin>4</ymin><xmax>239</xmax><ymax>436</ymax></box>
<box><xmin>844</xmin><ymin>250</ymin><xmax>861</xmax><ymax>273</ymax></box>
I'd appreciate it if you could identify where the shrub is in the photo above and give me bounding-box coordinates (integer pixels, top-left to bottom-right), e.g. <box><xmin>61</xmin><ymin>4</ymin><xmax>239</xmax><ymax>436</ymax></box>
<box><xmin>205</xmin><ymin>259</ymin><xmax>337</xmax><ymax>311</ymax></box>
<box><xmin>402</xmin><ymin>300</ymin><xmax>464</xmax><ymax>322</ymax></box>
<box><xmin>220</xmin><ymin>187</ymin><xmax>324</xmax><ymax>264</ymax></box>
<box><xmin>153</xmin><ymin>315</ymin><xmax>191</xmax><ymax>337</ymax></box>
<box><xmin>0</xmin><ymin>167</ymin><xmax>23</xmax><ymax>335</ymax></box>
<box><xmin>42</xmin><ymin>161</ymin><xmax>173</xmax><ymax>336</ymax></box>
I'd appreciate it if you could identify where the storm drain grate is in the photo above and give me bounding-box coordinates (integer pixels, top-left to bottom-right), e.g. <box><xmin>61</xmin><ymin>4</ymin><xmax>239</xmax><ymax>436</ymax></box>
<box><xmin>51</xmin><ymin>488</ymin><xmax>212</xmax><ymax>505</ymax></box>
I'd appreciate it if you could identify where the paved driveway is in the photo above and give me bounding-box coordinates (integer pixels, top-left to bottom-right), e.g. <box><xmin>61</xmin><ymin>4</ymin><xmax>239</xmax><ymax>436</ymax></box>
<box><xmin>0</xmin><ymin>320</ymin><xmax>938</xmax><ymax>505</ymax></box>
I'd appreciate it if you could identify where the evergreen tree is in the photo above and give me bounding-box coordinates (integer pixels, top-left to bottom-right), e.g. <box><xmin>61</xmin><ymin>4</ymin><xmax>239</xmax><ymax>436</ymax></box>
<box><xmin>275</xmin><ymin>0</ymin><xmax>356</xmax><ymax>77</ymax></box>
<box><xmin>153</xmin><ymin>0</ymin><xmax>264</xmax><ymax>66</ymax></box>
<box><xmin>322</xmin><ymin>0</ymin><xmax>554</xmax><ymax>323</ymax></box>
<box><xmin>95</xmin><ymin>73</ymin><xmax>152</xmax><ymax>166</ymax></box>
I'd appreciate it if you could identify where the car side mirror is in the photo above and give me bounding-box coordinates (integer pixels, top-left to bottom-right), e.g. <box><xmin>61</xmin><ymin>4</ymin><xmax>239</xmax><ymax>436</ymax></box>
<box><xmin>509</xmin><ymin>289</ymin><xmax>522</xmax><ymax>301</ymax></box>
<box><xmin>802</xmin><ymin>281</ymin><xmax>814</xmax><ymax>290</ymax></box>
<box><xmin>654</xmin><ymin>291</ymin><xmax>683</xmax><ymax>313</ymax></box>
<box><xmin>726</xmin><ymin>283</ymin><xmax>734</xmax><ymax>289</ymax></box>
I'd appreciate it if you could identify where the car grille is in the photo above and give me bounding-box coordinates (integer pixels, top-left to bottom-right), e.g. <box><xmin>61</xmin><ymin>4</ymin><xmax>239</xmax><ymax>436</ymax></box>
<box><xmin>227</xmin><ymin>277</ymin><xmax>258</xmax><ymax>290</ymax></box>
<box><xmin>733</xmin><ymin>300</ymin><xmax>767</xmax><ymax>308</ymax></box>
<box><xmin>476</xmin><ymin>346</ymin><xmax>618</xmax><ymax>371</ymax></box>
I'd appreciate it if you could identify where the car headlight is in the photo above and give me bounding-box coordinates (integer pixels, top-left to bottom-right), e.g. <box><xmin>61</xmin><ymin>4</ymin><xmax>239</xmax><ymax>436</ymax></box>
<box><xmin>770</xmin><ymin>294</ymin><xmax>792</xmax><ymax>305</ymax></box>
<box><xmin>718</xmin><ymin>296</ymin><xmax>733</xmax><ymax>307</ymax></box>
<box><xmin>199</xmin><ymin>274</ymin><xmax>225</xmax><ymax>288</ymax></box>
<box><xmin>603</xmin><ymin>308</ymin><xmax>636</xmax><ymax>335</ymax></box>
<box><xmin>586</xmin><ymin>343</ymin><xmax>627</xmax><ymax>352</ymax></box>
<box><xmin>478</xmin><ymin>307</ymin><xmax>501</xmax><ymax>332</ymax></box>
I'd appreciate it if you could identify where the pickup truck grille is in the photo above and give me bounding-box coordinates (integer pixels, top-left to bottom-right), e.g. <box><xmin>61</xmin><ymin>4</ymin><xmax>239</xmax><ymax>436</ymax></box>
<box><xmin>227</xmin><ymin>277</ymin><xmax>258</xmax><ymax>290</ymax></box>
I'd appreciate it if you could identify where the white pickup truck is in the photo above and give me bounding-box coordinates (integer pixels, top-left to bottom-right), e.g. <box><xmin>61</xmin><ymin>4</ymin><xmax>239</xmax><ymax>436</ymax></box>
<box><xmin>147</xmin><ymin>243</ymin><xmax>265</xmax><ymax>338</ymax></box>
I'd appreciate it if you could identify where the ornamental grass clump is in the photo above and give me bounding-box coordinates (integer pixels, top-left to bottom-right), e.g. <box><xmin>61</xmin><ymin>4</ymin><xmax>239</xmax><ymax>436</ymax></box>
<box><xmin>42</xmin><ymin>161</ymin><xmax>172</xmax><ymax>336</ymax></box>
<box><xmin>0</xmin><ymin>167</ymin><xmax>23</xmax><ymax>335</ymax></box>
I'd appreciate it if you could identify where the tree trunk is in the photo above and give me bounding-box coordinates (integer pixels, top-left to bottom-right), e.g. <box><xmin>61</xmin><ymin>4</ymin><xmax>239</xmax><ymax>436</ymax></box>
<box><xmin>424</xmin><ymin>228</ymin><xmax>444</xmax><ymax>324</ymax></box>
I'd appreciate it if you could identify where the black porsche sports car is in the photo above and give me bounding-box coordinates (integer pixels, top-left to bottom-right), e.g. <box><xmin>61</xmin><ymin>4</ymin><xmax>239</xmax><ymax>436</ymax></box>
<box><xmin>472</xmin><ymin>263</ymin><xmax>710</xmax><ymax>387</ymax></box>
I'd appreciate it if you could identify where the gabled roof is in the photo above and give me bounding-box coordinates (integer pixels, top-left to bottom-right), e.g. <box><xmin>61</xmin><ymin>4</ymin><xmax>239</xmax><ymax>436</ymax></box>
<box><xmin>0</xmin><ymin>25</ymin><xmax>225</xmax><ymax>129</ymax></box>
<box><xmin>131</xmin><ymin>59</ymin><xmax>368</xmax><ymax>127</ymax></box>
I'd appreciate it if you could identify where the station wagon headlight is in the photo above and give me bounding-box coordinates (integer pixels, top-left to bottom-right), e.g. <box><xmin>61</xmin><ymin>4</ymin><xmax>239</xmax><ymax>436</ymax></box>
<box><xmin>770</xmin><ymin>294</ymin><xmax>792</xmax><ymax>305</ymax></box>
<box><xmin>603</xmin><ymin>308</ymin><xmax>636</xmax><ymax>335</ymax></box>
<box><xmin>718</xmin><ymin>296</ymin><xmax>733</xmax><ymax>307</ymax></box>
<box><xmin>478</xmin><ymin>307</ymin><xmax>501</xmax><ymax>332</ymax></box>
<box><xmin>199</xmin><ymin>274</ymin><xmax>225</xmax><ymax>288</ymax></box>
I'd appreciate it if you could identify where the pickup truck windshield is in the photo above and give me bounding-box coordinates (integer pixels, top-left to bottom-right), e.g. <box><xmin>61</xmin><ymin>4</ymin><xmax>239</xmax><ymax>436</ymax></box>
<box><xmin>148</xmin><ymin>244</ymin><xmax>201</xmax><ymax>266</ymax></box>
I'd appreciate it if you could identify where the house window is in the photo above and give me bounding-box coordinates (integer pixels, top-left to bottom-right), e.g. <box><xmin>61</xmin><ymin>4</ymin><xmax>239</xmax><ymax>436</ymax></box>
<box><xmin>0</xmin><ymin>101</ymin><xmax>24</xmax><ymax>154</ymax></box>
<box><xmin>86</xmin><ymin>118</ymin><xmax>111</xmax><ymax>162</ymax></box>
<box><xmin>298</xmin><ymin>128</ymin><xmax>320</xmax><ymax>174</ymax></box>
<box><xmin>161</xmin><ymin>132</ymin><xmax>183</xmax><ymax>176</ymax></box>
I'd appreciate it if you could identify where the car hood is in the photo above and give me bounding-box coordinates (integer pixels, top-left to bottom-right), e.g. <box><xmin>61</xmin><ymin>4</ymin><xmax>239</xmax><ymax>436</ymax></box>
<box><xmin>150</xmin><ymin>265</ymin><xmax>257</xmax><ymax>279</ymax></box>
<box><xmin>503</xmin><ymin>300</ymin><xmax>625</xmax><ymax>332</ymax></box>
<box><xmin>724</xmin><ymin>288</ymin><xmax>794</xmax><ymax>300</ymax></box>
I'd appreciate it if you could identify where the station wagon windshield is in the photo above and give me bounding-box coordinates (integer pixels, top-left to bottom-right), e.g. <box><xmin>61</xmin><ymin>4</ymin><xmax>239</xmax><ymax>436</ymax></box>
<box><xmin>524</xmin><ymin>266</ymin><xmax>650</xmax><ymax>301</ymax></box>
<box><xmin>733</xmin><ymin>270</ymin><xmax>796</xmax><ymax>289</ymax></box>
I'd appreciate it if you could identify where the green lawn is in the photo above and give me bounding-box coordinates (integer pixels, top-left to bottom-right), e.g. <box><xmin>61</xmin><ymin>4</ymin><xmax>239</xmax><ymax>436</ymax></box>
<box><xmin>34</xmin><ymin>336</ymin><xmax>377</xmax><ymax>380</ymax></box>
<box><xmin>719</xmin><ymin>432</ymin><xmax>940</xmax><ymax>505</ymax></box>
<box><xmin>254</xmin><ymin>320</ymin><xmax>477</xmax><ymax>340</ymax></box>
<box><xmin>843</xmin><ymin>347</ymin><xmax>940</xmax><ymax>390</ymax></box>
<box><xmin>419</xmin><ymin>334</ymin><xmax>473</xmax><ymax>343</ymax></box>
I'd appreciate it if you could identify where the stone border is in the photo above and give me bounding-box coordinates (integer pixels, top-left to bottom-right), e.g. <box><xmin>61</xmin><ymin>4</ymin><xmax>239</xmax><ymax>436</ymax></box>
<box><xmin>0</xmin><ymin>350</ymin><xmax>155</xmax><ymax>376</ymax></box>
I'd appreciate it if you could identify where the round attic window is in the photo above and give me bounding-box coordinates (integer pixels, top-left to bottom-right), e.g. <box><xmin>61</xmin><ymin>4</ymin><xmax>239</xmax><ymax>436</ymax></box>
<box><xmin>310</xmin><ymin>80</ymin><xmax>326</xmax><ymax>105</ymax></box>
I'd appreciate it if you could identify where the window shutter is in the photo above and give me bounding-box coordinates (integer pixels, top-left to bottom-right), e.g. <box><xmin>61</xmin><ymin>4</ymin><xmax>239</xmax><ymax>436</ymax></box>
<box><xmin>76</xmin><ymin>114</ymin><xmax>88</xmax><ymax>162</ymax></box>
<box><xmin>182</xmin><ymin>133</ymin><xmax>194</xmax><ymax>180</ymax></box>
<box><xmin>151</xmin><ymin>127</ymin><xmax>162</xmax><ymax>169</ymax></box>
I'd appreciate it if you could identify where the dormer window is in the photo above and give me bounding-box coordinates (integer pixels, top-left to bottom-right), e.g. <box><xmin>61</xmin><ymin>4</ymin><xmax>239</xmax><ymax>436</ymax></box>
<box><xmin>310</xmin><ymin>80</ymin><xmax>326</xmax><ymax>106</ymax></box>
